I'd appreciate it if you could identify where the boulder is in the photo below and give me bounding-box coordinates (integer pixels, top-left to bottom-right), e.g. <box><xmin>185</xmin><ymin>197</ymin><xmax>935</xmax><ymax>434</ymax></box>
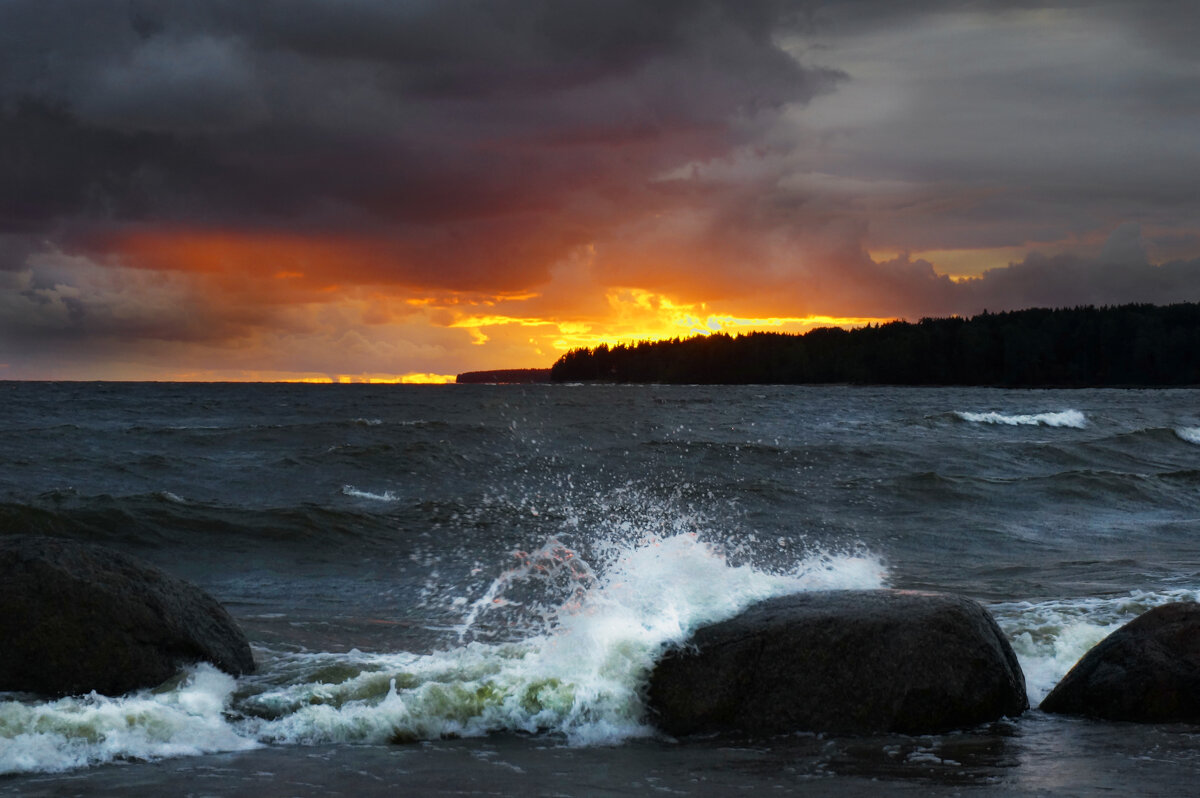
<box><xmin>646</xmin><ymin>589</ymin><xmax>1027</xmax><ymax>736</ymax></box>
<box><xmin>0</xmin><ymin>535</ymin><xmax>255</xmax><ymax>697</ymax></box>
<box><xmin>1040</xmin><ymin>602</ymin><xmax>1200</xmax><ymax>721</ymax></box>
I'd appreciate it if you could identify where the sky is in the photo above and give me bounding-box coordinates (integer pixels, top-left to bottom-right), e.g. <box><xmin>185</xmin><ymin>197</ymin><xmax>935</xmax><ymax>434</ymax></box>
<box><xmin>2</xmin><ymin>0</ymin><xmax>1199</xmax><ymax>381</ymax></box>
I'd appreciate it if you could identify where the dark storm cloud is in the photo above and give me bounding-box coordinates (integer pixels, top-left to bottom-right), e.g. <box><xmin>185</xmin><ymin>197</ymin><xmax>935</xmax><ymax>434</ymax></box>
<box><xmin>0</xmin><ymin>99</ymin><xmax>209</xmax><ymax>237</ymax></box>
<box><xmin>0</xmin><ymin>0</ymin><xmax>835</xmax><ymax>285</ymax></box>
<box><xmin>3</xmin><ymin>0</ymin><xmax>1200</xmax><ymax>378</ymax></box>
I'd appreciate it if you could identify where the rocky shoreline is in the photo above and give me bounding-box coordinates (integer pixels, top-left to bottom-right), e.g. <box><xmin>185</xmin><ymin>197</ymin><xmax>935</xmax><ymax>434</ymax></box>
<box><xmin>4</xmin><ymin>535</ymin><xmax>1197</xmax><ymax>737</ymax></box>
<box><xmin>0</xmin><ymin>535</ymin><xmax>254</xmax><ymax>698</ymax></box>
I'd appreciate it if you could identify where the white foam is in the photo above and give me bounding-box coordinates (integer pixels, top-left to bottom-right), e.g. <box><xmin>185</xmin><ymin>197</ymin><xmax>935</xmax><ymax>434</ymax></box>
<box><xmin>341</xmin><ymin>485</ymin><xmax>400</xmax><ymax>502</ymax></box>
<box><xmin>3</xmin><ymin>493</ymin><xmax>887</xmax><ymax>773</ymax></box>
<box><xmin>990</xmin><ymin>588</ymin><xmax>1200</xmax><ymax>705</ymax></box>
<box><xmin>956</xmin><ymin>409</ymin><xmax>1087</xmax><ymax>428</ymax></box>
<box><xmin>238</xmin><ymin>532</ymin><xmax>887</xmax><ymax>747</ymax></box>
<box><xmin>1175</xmin><ymin>427</ymin><xmax>1200</xmax><ymax>445</ymax></box>
<box><xmin>0</xmin><ymin>664</ymin><xmax>259</xmax><ymax>775</ymax></box>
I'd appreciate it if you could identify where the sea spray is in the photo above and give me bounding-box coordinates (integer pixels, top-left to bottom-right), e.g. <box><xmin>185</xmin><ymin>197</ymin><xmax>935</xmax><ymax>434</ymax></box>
<box><xmin>236</xmin><ymin>479</ymin><xmax>888</xmax><ymax>746</ymax></box>
<box><xmin>238</xmin><ymin>530</ymin><xmax>888</xmax><ymax>747</ymax></box>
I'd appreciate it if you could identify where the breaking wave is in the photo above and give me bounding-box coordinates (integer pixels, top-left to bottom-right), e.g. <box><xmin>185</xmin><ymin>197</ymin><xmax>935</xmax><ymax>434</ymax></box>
<box><xmin>990</xmin><ymin>588</ymin><xmax>1200</xmax><ymax>705</ymax></box>
<box><xmin>1175</xmin><ymin>427</ymin><xmax>1200</xmax><ymax>445</ymax></box>
<box><xmin>341</xmin><ymin>485</ymin><xmax>401</xmax><ymax>502</ymax></box>
<box><xmin>0</xmin><ymin>527</ymin><xmax>886</xmax><ymax>773</ymax></box>
<box><xmin>955</xmin><ymin>410</ymin><xmax>1088</xmax><ymax>428</ymax></box>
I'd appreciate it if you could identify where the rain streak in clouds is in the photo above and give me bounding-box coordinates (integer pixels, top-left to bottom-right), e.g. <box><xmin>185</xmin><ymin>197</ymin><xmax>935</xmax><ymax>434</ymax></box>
<box><xmin>2</xmin><ymin>0</ymin><xmax>1199</xmax><ymax>379</ymax></box>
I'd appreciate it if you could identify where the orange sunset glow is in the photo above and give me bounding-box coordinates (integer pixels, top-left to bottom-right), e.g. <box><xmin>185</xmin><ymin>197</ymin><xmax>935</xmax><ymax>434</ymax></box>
<box><xmin>59</xmin><ymin>227</ymin><xmax>891</xmax><ymax>383</ymax></box>
<box><xmin>3</xmin><ymin>2</ymin><xmax>1199</xmax><ymax>381</ymax></box>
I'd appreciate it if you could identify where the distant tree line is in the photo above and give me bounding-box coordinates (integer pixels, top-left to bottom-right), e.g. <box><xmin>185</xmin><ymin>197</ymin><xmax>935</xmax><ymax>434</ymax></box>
<box><xmin>549</xmin><ymin>304</ymin><xmax>1200</xmax><ymax>386</ymax></box>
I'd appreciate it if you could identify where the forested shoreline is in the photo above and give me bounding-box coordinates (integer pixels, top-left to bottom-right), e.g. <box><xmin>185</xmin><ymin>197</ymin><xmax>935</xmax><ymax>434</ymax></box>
<box><xmin>550</xmin><ymin>304</ymin><xmax>1200</xmax><ymax>386</ymax></box>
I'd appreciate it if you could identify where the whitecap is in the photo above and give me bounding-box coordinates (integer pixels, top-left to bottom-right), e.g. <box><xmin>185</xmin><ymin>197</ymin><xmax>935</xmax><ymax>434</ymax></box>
<box><xmin>956</xmin><ymin>409</ymin><xmax>1087</xmax><ymax>428</ymax></box>
<box><xmin>1174</xmin><ymin>427</ymin><xmax>1200</xmax><ymax>445</ymax></box>
<box><xmin>0</xmin><ymin>665</ymin><xmax>259</xmax><ymax>775</ymax></box>
<box><xmin>341</xmin><ymin>485</ymin><xmax>400</xmax><ymax>502</ymax></box>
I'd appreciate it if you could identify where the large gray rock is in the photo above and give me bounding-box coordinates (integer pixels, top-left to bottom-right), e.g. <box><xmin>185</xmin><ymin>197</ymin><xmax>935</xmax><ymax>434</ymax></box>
<box><xmin>646</xmin><ymin>590</ymin><xmax>1027</xmax><ymax>736</ymax></box>
<box><xmin>0</xmin><ymin>535</ymin><xmax>255</xmax><ymax>697</ymax></box>
<box><xmin>1040</xmin><ymin>602</ymin><xmax>1200</xmax><ymax>721</ymax></box>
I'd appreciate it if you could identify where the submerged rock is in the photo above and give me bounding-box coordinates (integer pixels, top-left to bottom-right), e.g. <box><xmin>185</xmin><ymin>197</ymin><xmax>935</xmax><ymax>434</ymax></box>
<box><xmin>0</xmin><ymin>535</ymin><xmax>255</xmax><ymax>697</ymax></box>
<box><xmin>646</xmin><ymin>589</ymin><xmax>1027</xmax><ymax>736</ymax></box>
<box><xmin>1040</xmin><ymin>602</ymin><xmax>1200</xmax><ymax>722</ymax></box>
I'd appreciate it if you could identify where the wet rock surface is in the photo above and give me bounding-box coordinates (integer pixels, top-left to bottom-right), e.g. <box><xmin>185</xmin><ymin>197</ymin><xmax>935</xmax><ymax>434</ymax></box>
<box><xmin>647</xmin><ymin>589</ymin><xmax>1027</xmax><ymax>736</ymax></box>
<box><xmin>1040</xmin><ymin>602</ymin><xmax>1200</xmax><ymax>722</ymax></box>
<box><xmin>0</xmin><ymin>535</ymin><xmax>255</xmax><ymax>697</ymax></box>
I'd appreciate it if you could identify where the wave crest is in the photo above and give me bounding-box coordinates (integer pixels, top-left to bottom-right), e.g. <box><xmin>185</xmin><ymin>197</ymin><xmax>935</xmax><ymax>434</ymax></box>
<box><xmin>956</xmin><ymin>409</ymin><xmax>1087</xmax><ymax>428</ymax></box>
<box><xmin>240</xmin><ymin>531</ymin><xmax>887</xmax><ymax>747</ymax></box>
<box><xmin>1175</xmin><ymin>427</ymin><xmax>1200</xmax><ymax>445</ymax></box>
<box><xmin>342</xmin><ymin>485</ymin><xmax>400</xmax><ymax>502</ymax></box>
<box><xmin>0</xmin><ymin>665</ymin><xmax>258</xmax><ymax>775</ymax></box>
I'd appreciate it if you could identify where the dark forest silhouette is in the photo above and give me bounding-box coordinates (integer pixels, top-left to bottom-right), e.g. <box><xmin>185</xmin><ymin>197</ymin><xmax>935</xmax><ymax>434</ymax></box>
<box><xmin>550</xmin><ymin>304</ymin><xmax>1200</xmax><ymax>386</ymax></box>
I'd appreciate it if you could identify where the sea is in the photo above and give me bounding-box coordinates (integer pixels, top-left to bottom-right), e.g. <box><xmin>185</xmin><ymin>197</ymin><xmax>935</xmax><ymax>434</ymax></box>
<box><xmin>2</xmin><ymin>382</ymin><xmax>1200</xmax><ymax>796</ymax></box>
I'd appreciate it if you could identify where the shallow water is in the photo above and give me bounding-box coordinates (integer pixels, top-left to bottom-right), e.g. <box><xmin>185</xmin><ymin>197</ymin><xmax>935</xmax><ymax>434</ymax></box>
<box><xmin>3</xmin><ymin>383</ymin><xmax>1200</xmax><ymax>794</ymax></box>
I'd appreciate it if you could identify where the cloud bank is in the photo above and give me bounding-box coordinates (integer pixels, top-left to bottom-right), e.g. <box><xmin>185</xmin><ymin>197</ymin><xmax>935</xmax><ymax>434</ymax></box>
<box><xmin>1</xmin><ymin>1</ymin><xmax>1199</xmax><ymax>378</ymax></box>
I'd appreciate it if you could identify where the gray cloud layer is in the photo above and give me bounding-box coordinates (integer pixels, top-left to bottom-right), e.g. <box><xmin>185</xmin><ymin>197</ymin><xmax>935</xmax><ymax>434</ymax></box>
<box><xmin>2</xmin><ymin>1</ymin><xmax>1200</xmax><ymax>374</ymax></box>
<box><xmin>1</xmin><ymin>2</ymin><xmax>830</xmax><ymax>251</ymax></box>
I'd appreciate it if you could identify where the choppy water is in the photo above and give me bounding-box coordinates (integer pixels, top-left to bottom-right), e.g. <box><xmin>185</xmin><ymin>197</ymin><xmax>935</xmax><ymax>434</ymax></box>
<box><xmin>2</xmin><ymin>383</ymin><xmax>1200</xmax><ymax>795</ymax></box>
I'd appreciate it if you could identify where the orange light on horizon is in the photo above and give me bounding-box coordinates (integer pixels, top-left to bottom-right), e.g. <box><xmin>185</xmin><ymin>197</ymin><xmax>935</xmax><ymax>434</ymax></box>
<box><xmin>545</xmin><ymin>314</ymin><xmax>888</xmax><ymax>352</ymax></box>
<box><xmin>88</xmin><ymin>229</ymin><xmax>898</xmax><ymax>380</ymax></box>
<box><xmin>278</xmin><ymin>373</ymin><xmax>458</xmax><ymax>384</ymax></box>
<box><xmin>161</xmin><ymin>370</ymin><xmax>458</xmax><ymax>384</ymax></box>
<box><xmin>441</xmin><ymin>288</ymin><xmax>893</xmax><ymax>361</ymax></box>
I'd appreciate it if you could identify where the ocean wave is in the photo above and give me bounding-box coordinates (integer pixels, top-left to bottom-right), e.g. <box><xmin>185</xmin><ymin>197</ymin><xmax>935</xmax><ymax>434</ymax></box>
<box><xmin>955</xmin><ymin>409</ymin><xmax>1087</xmax><ymax>428</ymax></box>
<box><xmin>0</xmin><ymin>531</ymin><xmax>887</xmax><ymax>774</ymax></box>
<box><xmin>0</xmin><ymin>496</ymin><xmax>397</xmax><ymax>552</ymax></box>
<box><xmin>238</xmin><ymin>532</ymin><xmax>887</xmax><ymax>747</ymax></box>
<box><xmin>0</xmin><ymin>665</ymin><xmax>259</xmax><ymax>775</ymax></box>
<box><xmin>341</xmin><ymin>485</ymin><xmax>401</xmax><ymax>502</ymax></box>
<box><xmin>989</xmin><ymin>588</ymin><xmax>1200</xmax><ymax>705</ymax></box>
<box><xmin>1175</xmin><ymin>427</ymin><xmax>1200</xmax><ymax>445</ymax></box>
<box><xmin>892</xmin><ymin>467</ymin><xmax>1198</xmax><ymax>508</ymax></box>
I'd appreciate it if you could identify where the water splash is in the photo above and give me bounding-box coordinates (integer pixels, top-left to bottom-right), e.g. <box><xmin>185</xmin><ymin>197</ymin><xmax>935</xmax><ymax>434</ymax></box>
<box><xmin>2</xmin><ymin>482</ymin><xmax>887</xmax><ymax>771</ymax></box>
<box><xmin>990</xmin><ymin>588</ymin><xmax>1200</xmax><ymax>704</ymax></box>
<box><xmin>0</xmin><ymin>665</ymin><xmax>258</xmax><ymax>776</ymax></box>
<box><xmin>239</xmin><ymin>529</ymin><xmax>887</xmax><ymax>747</ymax></box>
